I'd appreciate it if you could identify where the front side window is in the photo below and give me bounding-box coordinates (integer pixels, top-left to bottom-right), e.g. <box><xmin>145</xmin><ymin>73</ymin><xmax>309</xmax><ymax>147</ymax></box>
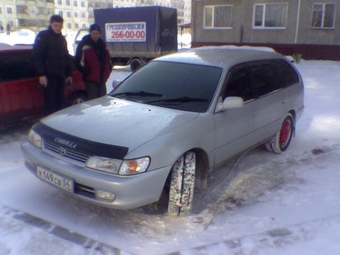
<box><xmin>311</xmin><ymin>3</ymin><xmax>335</xmax><ymax>28</ymax></box>
<box><xmin>204</xmin><ymin>5</ymin><xmax>233</xmax><ymax>29</ymax></box>
<box><xmin>224</xmin><ymin>67</ymin><xmax>254</xmax><ymax>102</ymax></box>
<box><xmin>253</xmin><ymin>3</ymin><xmax>288</xmax><ymax>28</ymax></box>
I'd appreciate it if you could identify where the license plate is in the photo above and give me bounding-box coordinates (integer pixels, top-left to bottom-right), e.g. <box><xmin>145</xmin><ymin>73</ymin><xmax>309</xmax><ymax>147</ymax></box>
<box><xmin>36</xmin><ymin>166</ymin><xmax>74</xmax><ymax>192</ymax></box>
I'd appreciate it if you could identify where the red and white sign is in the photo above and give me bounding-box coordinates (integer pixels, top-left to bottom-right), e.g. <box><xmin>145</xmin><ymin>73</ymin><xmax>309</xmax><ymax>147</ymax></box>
<box><xmin>105</xmin><ymin>22</ymin><xmax>146</xmax><ymax>42</ymax></box>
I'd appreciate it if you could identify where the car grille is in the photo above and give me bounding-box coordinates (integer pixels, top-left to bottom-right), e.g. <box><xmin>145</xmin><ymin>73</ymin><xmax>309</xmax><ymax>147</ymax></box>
<box><xmin>43</xmin><ymin>140</ymin><xmax>91</xmax><ymax>164</ymax></box>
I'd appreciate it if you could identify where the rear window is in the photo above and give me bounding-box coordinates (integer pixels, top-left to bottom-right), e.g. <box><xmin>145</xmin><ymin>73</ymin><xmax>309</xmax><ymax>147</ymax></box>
<box><xmin>274</xmin><ymin>59</ymin><xmax>300</xmax><ymax>88</ymax></box>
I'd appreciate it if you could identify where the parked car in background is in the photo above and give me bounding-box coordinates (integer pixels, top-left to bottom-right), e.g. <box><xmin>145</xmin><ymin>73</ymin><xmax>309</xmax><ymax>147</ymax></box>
<box><xmin>72</xmin><ymin>28</ymin><xmax>88</xmax><ymax>55</ymax></box>
<box><xmin>0</xmin><ymin>45</ymin><xmax>87</xmax><ymax>127</ymax></box>
<box><xmin>21</xmin><ymin>46</ymin><xmax>304</xmax><ymax>216</ymax></box>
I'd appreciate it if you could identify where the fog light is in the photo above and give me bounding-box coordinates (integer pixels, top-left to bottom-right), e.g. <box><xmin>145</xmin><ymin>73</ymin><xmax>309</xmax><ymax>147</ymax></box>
<box><xmin>96</xmin><ymin>190</ymin><xmax>115</xmax><ymax>201</ymax></box>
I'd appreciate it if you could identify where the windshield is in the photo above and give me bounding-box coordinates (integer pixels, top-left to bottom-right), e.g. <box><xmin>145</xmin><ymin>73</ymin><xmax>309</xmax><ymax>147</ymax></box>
<box><xmin>110</xmin><ymin>61</ymin><xmax>222</xmax><ymax>112</ymax></box>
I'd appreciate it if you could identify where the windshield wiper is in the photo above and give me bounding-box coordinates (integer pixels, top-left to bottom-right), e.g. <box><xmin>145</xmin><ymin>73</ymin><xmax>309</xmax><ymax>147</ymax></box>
<box><xmin>145</xmin><ymin>97</ymin><xmax>208</xmax><ymax>104</ymax></box>
<box><xmin>112</xmin><ymin>91</ymin><xmax>163</xmax><ymax>98</ymax></box>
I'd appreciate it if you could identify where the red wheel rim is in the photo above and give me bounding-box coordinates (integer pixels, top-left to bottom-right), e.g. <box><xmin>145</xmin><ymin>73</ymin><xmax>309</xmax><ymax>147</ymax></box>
<box><xmin>280</xmin><ymin>120</ymin><xmax>291</xmax><ymax>147</ymax></box>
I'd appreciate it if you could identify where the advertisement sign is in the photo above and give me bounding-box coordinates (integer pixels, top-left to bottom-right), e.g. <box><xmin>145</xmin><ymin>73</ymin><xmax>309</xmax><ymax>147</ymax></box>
<box><xmin>105</xmin><ymin>22</ymin><xmax>146</xmax><ymax>42</ymax></box>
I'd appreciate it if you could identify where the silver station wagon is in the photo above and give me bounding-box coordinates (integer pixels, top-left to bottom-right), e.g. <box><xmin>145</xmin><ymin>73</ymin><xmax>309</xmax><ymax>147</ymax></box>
<box><xmin>21</xmin><ymin>46</ymin><xmax>304</xmax><ymax>216</ymax></box>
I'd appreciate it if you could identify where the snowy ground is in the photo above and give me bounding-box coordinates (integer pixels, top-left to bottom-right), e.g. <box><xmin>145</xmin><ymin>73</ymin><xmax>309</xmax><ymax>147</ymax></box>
<box><xmin>0</xmin><ymin>59</ymin><xmax>340</xmax><ymax>255</ymax></box>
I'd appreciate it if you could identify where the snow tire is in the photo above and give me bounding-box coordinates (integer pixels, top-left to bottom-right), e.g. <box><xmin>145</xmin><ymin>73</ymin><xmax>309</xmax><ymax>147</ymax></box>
<box><xmin>168</xmin><ymin>151</ymin><xmax>196</xmax><ymax>216</ymax></box>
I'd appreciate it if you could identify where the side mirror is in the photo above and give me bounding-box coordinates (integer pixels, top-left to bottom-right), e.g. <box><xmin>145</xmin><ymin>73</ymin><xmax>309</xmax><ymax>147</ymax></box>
<box><xmin>216</xmin><ymin>96</ymin><xmax>244</xmax><ymax>112</ymax></box>
<box><xmin>112</xmin><ymin>79</ymin><xmax>122</xmax><ymax>90</ymax></box>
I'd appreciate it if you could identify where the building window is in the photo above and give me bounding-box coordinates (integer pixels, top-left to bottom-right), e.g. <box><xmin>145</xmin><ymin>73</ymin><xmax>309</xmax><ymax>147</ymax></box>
<box><xmin>29</xmin><ymin>6</ymin><xmax>37</xmax><ymax>14</ymax></box>
<box><xmin>75</xmin><ymin>23</ymin><xmax>79</xmax><ymax>29</ymax></box>
<box><xmin>312</xmin><ymin>3</ymin><xmax>335</xmax><ymax>28</ymax></box>
<box><xmin>0</xmin><ymin>7</ymin><xmax>2</xmax><ymax>14</ymax></box>
<box><xmin>204</xmin><ymin>5</ymin><xmax>233</xmax><ymax>29</ymax></box>
<box><xmin>7</xmin><ymin>7</ymin><xmax>12</xmax><ymax>14</ymax></box>
<box><xmin>58</xmin><ymin>11</ymin><xmax>63</xmax><ymax>17</ymax></box>
<box><xmin>66</xmin><ymin>0</ymin><xmax>70</xmax><ymax>6</ymax></box>
<box><xmin>81</xmin><ymin>12</ymin><xmax>85</xmax><ymax>18</ymax></box>
<box><xmin>58</xmin><ymin>0</ymin><xmax>62</xmax><ymax>4</ymax></box>
<box><xmin>67</xmin><ymin>23</ymin><xmax>71</xmax><ymax>29</ymax></box>
<box><xmin>253</xmin><ymin>3</ymin><xmax>288</xmax><ymax>28</ymax></box>
<box><xmin>66</xmin><ymin>11</ymin><xmax>71</xmax><ymax>17</ymax></box>
<box><xmin>74</xmin><ymin>1</ymin><xmax>78</xmax><ymax>7</ymax></box>
<box><xmin>74</xmin><ymin>12</ymin><xmax>78</xmax><ymax>17</ymax></box>
<box><xmin>81</xmin><ymin>1</ymin><xmax>85</xmax><ymax>7</ymax></box>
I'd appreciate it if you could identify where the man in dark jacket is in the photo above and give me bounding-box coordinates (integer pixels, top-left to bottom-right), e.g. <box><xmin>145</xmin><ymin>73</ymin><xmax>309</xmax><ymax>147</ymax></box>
<box><xmin>74</xmin><ymin>24</ymin><xmax>111</xmax><ymax>100</ymax></box>
<box><xmin>32</xmin><ymin>15</ymin><xmax>73</xmax><ymax>114</ymax></box>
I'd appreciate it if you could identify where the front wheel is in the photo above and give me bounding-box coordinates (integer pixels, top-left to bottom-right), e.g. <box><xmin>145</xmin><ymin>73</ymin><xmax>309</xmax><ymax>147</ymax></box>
<box><xmin>168</xmin><ymin>151</ymin><xmax>196</xmax><ymax>216</ymax></box>
<box><xmin>265</xmin><ymin>113</ymin><xmax>294</xmax><ymax>153</ymax></box>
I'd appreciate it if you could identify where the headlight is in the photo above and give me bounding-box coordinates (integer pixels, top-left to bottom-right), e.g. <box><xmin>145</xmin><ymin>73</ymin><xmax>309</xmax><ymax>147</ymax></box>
<box><xmin>86</xmin><ymin>156</ymin><xmax>150</xmax><ymax>175</ymax></box>
<box><xmin>28</xmin><ymin>129</ymin><xmax>42</xmax><ymax>148</ymax></box>
<box><xmin>87</xmin><ymin>157</ymin><xmax>122</xmax><ymax>174</ymax></box>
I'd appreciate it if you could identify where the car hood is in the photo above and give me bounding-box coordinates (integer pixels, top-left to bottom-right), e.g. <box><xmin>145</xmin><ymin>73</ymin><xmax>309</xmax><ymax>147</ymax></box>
<box><xmin>41</xmin><ymin>96</ymin><xmax>199</xmax><ymax>151</ymax></box>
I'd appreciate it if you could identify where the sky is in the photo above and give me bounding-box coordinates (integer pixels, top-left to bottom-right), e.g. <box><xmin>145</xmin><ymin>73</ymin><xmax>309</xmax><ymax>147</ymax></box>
<box><xmin>0</xmin><ymin>56</ymin><xmax>340</xmax><ymax>255</ymax></box>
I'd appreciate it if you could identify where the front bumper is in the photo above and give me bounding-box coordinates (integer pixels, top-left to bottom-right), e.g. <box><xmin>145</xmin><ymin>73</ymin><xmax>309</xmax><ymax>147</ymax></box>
<box><xmin>21</xmin><ymin>141</ymin><xmax>171</xmax><ymax>210</ymax></box>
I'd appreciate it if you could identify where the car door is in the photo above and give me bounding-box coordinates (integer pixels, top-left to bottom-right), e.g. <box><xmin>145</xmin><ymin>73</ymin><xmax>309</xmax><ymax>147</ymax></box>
<box><xmin>213</xmin><ymin>64</ymin><xmax>259</xmax><ymax>167</ymax></box>
<box><xmin>0</xmin><ymin>50</ymin><xmax>43</xmax><ymax>126</ymax></box>
<box><xmin>250</xmin><ymin>60</ymin><xmax>288</xmax><ymax>141</ymax></box>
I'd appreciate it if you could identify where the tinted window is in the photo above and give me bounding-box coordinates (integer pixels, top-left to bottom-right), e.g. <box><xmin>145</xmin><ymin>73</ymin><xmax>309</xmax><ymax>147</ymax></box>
<box><xmin>251</xmin><ymin>62</ymin><xmax>277</xmax><ymax>97</ymax></box>
<box><xmin>0</xmin><ymin>51</ymin><xmax>36</xmax><ymax>82</ymax></box>
<box><xmin>111</xmin><ymin>61</ymin><xmax>222</xmax><ymax>113</ymax></box>
<box><xmin>224</xmin><ymin>67</ymin><xmax>254</xmax><ymax>102</ymax></box>
<box><xmin>274</xmin><ymin>59</ymin><xmax>300</xmax><ymax>88</ymax></box>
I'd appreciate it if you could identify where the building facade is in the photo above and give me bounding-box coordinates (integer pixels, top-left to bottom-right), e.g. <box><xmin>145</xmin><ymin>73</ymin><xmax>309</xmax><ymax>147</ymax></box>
<box><xmin>0</xmin><ymin>0</ymin><xmax>189</xmax><ymax>34</ymax></box>
<box><xmin>191</xmin><ymin>0</ymin><xmax>340</xmax><ymax>60</ymax></box>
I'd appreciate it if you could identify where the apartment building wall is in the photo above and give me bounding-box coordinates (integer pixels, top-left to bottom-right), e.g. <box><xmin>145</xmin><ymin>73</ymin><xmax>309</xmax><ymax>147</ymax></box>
<box><xmin>191</xmin><ymin>0</ymin><xmax>340</xmax><ymax>60</ymax></box>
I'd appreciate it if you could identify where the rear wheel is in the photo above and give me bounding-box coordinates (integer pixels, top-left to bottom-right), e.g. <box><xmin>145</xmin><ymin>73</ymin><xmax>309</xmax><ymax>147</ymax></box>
<box><xmin>130</xmin><ymin>58</ymin><xmax>144</xmax><ymax>72</ymax></box>
<box><xmin>69</xmin><ymin>92</ymin><xmax>87</xmax><ymax>106</ymax></box>
<box><xmin>168</xmin><ymin>151</ymin><xmax>196</xmax><ymax>216</ymax></box>
<box><xmin>265</xmin><ymin>113</ymin><xmax>294</xmax><ymax>153</ymax></box>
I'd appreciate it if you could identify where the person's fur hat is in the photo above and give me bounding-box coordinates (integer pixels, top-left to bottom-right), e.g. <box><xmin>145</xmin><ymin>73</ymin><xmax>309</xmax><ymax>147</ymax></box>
<box><xmin>89</xmin><ymin>24</ymin><xmax>101</xmax><ymax>33</ymax></box>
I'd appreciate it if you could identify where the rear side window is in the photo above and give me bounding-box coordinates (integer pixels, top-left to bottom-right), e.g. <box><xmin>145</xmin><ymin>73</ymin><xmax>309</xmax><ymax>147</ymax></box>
<box><xmin>224</xmin><ymin>59</ymin><xmax>300</xmax><ymax>102</ymax></box>
<box><xmin>274</xmin><ymin>59</ymin><xmax>300</xmax><ymax>88</ymax></box>
<box><xmin>250</xmin><ymin>62</ymin><xmax>277</xmax><ymax>97</ymax></box>
<box><xmin>0</xmin><ymin>51</ymin><xmax>36</xmax><ymax>82</ymax></box>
